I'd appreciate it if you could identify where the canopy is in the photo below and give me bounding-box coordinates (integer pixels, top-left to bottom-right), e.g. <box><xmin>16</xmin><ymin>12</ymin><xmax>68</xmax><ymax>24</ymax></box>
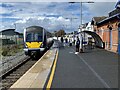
<box><xmin>82</xmin><ymin>31</ymin><xmax>105</xmax><ymax>49</ymax></box>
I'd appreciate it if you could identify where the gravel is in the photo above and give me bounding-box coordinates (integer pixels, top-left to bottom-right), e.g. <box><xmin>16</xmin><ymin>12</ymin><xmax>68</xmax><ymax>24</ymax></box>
<box><xmin>0</xmin><ymin>51</ymin><xmax>28</xmax><ymax>76</ymax></box>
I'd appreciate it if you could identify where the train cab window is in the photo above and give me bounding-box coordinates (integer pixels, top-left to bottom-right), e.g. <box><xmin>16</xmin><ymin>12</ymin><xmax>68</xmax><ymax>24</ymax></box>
<box><xmin>26</xmin><ymin>33</ymin><xmax>33</xmax><ymax>42</ymax></box>
<box><xmin>26</xmin><ymin>33</ymin><xmax>42</xmax><ymax>42</ymax></box>
<box><xmin>34</xmin><ymin>33</ymin><xmax>42</xmax><ymax>42</ymax></box>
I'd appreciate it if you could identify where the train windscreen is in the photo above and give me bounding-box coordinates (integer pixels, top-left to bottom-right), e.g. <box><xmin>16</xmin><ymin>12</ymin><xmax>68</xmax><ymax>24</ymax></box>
<box><xmin>26</xmin><ymin>33</ymin><xmax>43</xmax><ymax>42</ymax></box>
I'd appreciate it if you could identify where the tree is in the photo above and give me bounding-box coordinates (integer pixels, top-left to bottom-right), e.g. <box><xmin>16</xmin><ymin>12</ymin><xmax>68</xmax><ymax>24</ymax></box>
<box><xmin>54</xmin><ymin>29</ymin><xmax>66</xmax><ymax>37</ymax></box>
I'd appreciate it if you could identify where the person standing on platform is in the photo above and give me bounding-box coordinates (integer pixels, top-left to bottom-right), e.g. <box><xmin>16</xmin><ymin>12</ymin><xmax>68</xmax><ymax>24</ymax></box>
<box><xmin>65</xmin><ymin>38</ymin><xmax>68</xmax><ymax>46</ymax></box>
<box><xmin>61</xmin><ymin>36</ymin><xmax>64</xmax><ymax>47</ymax></box>
<box><xmin>69</xmin><ymin>38</ymin><xmax>72</xmax><ymax>46</ymax></box>
<box><xmin>61</xmin><ymin>36</ymin><xmax>63</xmax><ymax>43</ymax></box>
<box><xmin>79</xmin><ymin>34</ymin><xmax>83</xmax><ymax>53</ymax></box>
<box><xmin>75</xmin><ymin>36</ymin><xmax>80</xmax><ymax>54</ymax></box>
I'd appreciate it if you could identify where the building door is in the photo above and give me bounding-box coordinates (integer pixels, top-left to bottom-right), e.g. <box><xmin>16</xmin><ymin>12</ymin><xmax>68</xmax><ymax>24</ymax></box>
<box><xmin>107</xmin><ymin>24</ymin><xmax>113</xmax><ymax>50</ymax></box>
<box><xmin>109</xmin><ymin>29</ymin><xmax>112</xmax><ymax>49</ymax></box>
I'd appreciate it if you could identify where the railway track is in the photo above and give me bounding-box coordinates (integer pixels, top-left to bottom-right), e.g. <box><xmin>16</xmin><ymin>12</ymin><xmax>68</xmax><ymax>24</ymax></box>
<box><xmin>0</xmin><ymin>41</ymin><xmax>54</xmax><ymax>90</ymax></box>
<box><xmin>1</xmin><ymin>55</ymin><xmax>42</xmax><ymax>90</ymax></box>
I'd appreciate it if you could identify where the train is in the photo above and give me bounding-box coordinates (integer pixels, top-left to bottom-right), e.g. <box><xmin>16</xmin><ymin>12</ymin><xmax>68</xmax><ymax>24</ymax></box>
<box><xmin>23</xmin><ymin>26</ymin><xmax>53</xmax><ymax>58</ymax></box>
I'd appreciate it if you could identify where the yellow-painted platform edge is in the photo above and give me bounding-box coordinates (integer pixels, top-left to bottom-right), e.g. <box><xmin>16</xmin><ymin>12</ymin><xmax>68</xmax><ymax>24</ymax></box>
<box><xmin>46</xmin><ymin>50</ymin><xmax>58</xmax><ymax>89</ymax></box>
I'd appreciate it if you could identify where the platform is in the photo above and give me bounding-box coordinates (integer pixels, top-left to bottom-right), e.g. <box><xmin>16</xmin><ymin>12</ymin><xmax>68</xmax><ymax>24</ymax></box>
<box><xmin>10</xmin><ymin>43</ymin><xmax>58</xmax><ymax>88</ymax></box>
<box><xmin>10</xmin><ymin>41</ymin><xmax>118</xmax><ymax>89</ymax></box>
<box><xmin>50</xmin><ymin>45</ymin><xmax>118</xmax><ymax>88</ymax></box>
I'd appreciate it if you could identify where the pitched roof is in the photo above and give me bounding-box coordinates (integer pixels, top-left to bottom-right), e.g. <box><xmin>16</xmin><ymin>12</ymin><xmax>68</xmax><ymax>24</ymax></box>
<box><xmin>14</xmin><ymin>31</ymin><xmax>23</xmax><ymax>35</ymax></box>
<box><xmin>93</xmin><ymin>16</ymin><xmax>108</xmax><ymax>23</ymax></box>
<box><xmin>0</xmin><ymin>29</ymin><xmax>23</xmax><ymax>36</ymax></box>
<box><xmin>97</xmin><ymin>13</ymin><xmax>120</xmax><ymax>25</ymax></box>
<box><xmin>109</xmin><ymin>9</ymin><xmax>120</xmax><ymax>17</ymax></box>
<box><xmin>0</xmin><ymin>29</ymin><xmax>15</xmax><ymax>33</ymax></box>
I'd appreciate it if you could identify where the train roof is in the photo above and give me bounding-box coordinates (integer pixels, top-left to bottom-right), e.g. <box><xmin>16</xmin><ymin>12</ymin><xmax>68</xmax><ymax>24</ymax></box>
<box><xmin>26</xmin><ymin>26</ymin><xmax>44</xmax><ymax>32</ymax></box>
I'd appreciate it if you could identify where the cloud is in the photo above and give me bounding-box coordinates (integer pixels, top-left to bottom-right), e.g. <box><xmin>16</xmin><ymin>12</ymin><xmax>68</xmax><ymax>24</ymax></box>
<box><xmin>85</xmin><ymin>2</ymin><xmax>116</xmax><ymax>16</ymax></box>
<box><xmin>0</xmin><ymin>2</ymin><xmax>118</xmax><ymax>33</ymax></box>
<box><xmin>1</xmin><ymin>2</ymin><xmax>78</xmax><ymax>32</ymax></box>
<box><xmin>0</xmin><ymin>7</ymin><xmax>11</xmax><ymax>14</ymax></box>
<box><xmin>0</xmin><ymin>0</ymin><xmax>117</xmax><ymax>2</ymax></box>
<box><xmin>12</xmin><ymin>16</ymin><xmax>72</xmax><ymax>33</ymax></box>
<box><xmin>15</xmin><ymin>19</ymin><xmax>27</xmax><ymax>23</ymax></box>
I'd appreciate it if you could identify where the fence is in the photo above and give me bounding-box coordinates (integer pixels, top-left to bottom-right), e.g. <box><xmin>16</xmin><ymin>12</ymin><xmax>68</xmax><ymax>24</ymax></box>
<box><xmin>1</xmin><ymin>35</ymin><xmax>23</xmax><ymax>45</ymax></box>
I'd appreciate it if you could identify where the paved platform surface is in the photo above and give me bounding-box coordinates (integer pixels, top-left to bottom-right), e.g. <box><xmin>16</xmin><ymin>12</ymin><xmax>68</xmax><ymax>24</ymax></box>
<box><xmin>10</xmin><ymin>43</ymin><xmax>58</xmax><ymax>88</ymax></box>
<box><xmin>51</xmin><ymin>44</ymin><xmax>118</xmax><ymax>88</ymax></box>
<box><xmin>10</xmin><ymin>41</ymin><xmax>119</xmax><ymax>89</ymax></box>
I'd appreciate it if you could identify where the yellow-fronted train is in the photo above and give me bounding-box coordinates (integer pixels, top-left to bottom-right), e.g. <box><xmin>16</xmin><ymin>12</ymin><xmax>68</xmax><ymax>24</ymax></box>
<box><xmin>23</xmin><ymin>26</ymin><xmax>53</xmax><ymax>58</ymax></box>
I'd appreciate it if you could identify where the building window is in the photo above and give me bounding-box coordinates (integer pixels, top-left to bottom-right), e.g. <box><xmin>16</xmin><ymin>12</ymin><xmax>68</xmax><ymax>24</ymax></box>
<box><xmin>107</xmin><ymin>24</ymin><xmax>113</xmax><ymax>30</ymax></box>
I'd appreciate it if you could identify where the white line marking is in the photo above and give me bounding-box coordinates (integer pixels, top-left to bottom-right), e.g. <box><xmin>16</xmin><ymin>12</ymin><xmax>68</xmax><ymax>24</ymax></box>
<box><xmin>69</xmin><ymin>51</ymin><xmax>74</xmax><ymax>54</ymax></box>
<box><xmin>71</xmin><ymin>48</ymin><xmax>111</xmax><ymax>88</ymax></box>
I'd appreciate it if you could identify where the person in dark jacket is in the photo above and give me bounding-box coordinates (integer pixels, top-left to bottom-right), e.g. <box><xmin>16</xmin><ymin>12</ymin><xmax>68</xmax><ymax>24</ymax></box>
<box><xmin>61</xmin><ymin>36</ymin><xmax>64</xmax><ymax>43</ymax></box>
<box><xmin>75</xmin><ymin>36</ymin><xmax>80</xmax><ymax>54</ymax></box>
<box><xmin>61</xmin><ymin>36</ymin><xmax>64</xmax><ymax>47</ymax></box>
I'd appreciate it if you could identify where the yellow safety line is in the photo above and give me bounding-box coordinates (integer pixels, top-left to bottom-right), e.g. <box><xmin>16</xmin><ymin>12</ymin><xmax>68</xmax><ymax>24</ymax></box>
<box><xmin>46</xmin><ymin>50</ymin><xmax>58</xmax><ymax>89</ymax></box>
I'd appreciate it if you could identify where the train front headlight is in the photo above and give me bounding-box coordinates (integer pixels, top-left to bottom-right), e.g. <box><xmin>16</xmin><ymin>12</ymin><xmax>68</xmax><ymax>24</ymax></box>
<box><xmin>25</xmin><ymin>44</ymin><xmax>28</xmax><ymax>48</ymax></box>
<box><xmin>40</xmin><ymin>43</ymin><xmax>43</xmax><ymax>48</ymax></box>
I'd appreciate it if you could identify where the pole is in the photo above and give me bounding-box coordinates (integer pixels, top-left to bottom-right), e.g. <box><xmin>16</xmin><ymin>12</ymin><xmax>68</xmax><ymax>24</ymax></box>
<box><xmin>80</xmin><ymin>2</ymin><xmax>82</xmax><ymax>26</ymax></box>
<box><xmin>80</xmin><ymin>2</ymin><xmax>84</xmax><ymax>52</ymax></box>
<box><xmin>14</xmin><ymin>23</ymin><xmax>16</xmax><ymax>30</ymax></box>
<box><xmin>69</xmin><ymin>2</ymin><xmax>94</xmax><ymax>52</ymax></box>
<box><xmin>14</xmin><ymin>23</ymin><xmax>17</xmax><ymax>45</ymax></box>
<box><xmin>71</xmin><ymin>18</ymin><xmax>72</xmax><ymax>32</ymax></box>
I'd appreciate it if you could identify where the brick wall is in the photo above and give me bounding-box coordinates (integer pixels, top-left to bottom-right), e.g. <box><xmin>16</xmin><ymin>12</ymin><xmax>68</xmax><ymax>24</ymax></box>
<box><xmin>95</xmin><ymin>18</ymin><xmax>119</xmax><ymax>53</ymax></box>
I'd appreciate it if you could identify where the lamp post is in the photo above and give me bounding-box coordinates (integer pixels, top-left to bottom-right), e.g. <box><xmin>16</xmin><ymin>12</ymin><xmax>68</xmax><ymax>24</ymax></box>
<box><xmin>80</xmin><ymin>1</ymin><xmax>94</xmax><ymax>25</ymax></box>
<box><xmin>81</xmin><ymin>2</ymin><xmax>94</xmax><ymax>52</ymax></box>
<box><xmin>69</xmin><ymin>1</ymin><xmax>94</xmax><ymax>52</ymax></box>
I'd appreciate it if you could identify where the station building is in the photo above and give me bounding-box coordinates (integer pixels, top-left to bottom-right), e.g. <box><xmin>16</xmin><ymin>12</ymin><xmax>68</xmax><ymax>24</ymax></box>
<box><xmin>0</xmin><ymin>29</ymin><xmax>23</xmax><ymax>45</ymax></box>
<box><xmin>92</xmin><ymin>9</ymin><xmax>120</xmax><ymax>53</ymax></box>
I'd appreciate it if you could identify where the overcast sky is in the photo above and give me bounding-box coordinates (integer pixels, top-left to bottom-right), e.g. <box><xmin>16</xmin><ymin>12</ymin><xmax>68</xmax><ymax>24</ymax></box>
<box><xmin>0</xmin><ymin>1</ymin><xmax>117</xmax><ymax>33</ymax></box>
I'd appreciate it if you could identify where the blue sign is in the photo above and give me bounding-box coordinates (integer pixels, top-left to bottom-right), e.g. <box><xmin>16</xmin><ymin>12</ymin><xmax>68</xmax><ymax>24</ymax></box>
<box><xmin>115</xmin><ymin>0</ymin><xmax>120</xmax><ymax>9</ymax></box>
<box><xmin>118</xmin><ymin>27</ymin><xmax>120</xmax><ymax>55</ymax></box>
<box><xmin>82</xmin><ymin>41</ymin><xmax>87</xmax><ymax>44</ymax></box>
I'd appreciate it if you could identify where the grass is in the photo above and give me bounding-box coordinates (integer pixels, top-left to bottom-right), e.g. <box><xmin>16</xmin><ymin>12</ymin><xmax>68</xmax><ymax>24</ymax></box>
<box><xmin>1</xmin><ymin>44</ymin><xmax>24</xmax><ymax>56</ymax></box>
